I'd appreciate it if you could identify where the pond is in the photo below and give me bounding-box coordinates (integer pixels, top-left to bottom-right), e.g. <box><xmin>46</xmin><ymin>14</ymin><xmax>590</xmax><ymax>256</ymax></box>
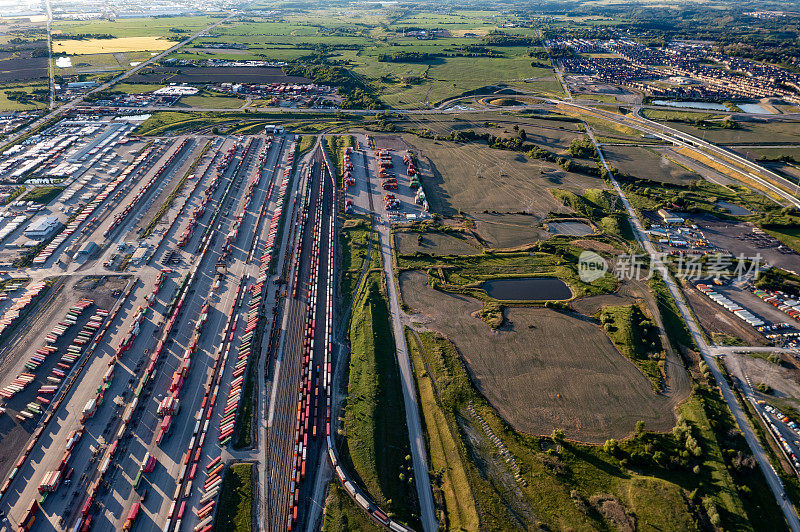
<box><xmin>547</xmin><ymin>221</ymin><xmax>593</xmax><ymax>236</ymax></box>
<box><xmin>483</xmin><ymin>277</ymin><xmax>572</xmax><ymax>301</ymax></box>
<box><xmin>652</xmin><ymin>100</ymin><xmax>729</xmax><ymax>111</ymax></box>
<box><xmin>738</xmin><ymin>103</ymin><xmax>773</xmax><ymax>114</ymax></box>
<box><xmin>717</xmin><ymin>201</ymin><xmax>752</xmax><ymax>216</ymax></box>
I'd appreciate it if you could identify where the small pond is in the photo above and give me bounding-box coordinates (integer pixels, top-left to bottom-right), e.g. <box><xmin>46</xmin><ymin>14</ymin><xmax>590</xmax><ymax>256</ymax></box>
<box><xmin>717</xmin><ymin>201</ymin><xmax>753</xmax><ymax>216</ymax></box>
<box><xmin>652</xmin><ymin>100</ymin><xmax>729</xmax><ymax>111</ymax></box>
<box><xmin>738</xmin><ymin>103</ymin><xmax>772</xmax><ymax>114</ymax></box>
<box><xmin>483</xmin><ymin>277</ymin><xmax>572</xmax><ymax>301</ymax></box>
<box><xmin>547</xmin><ymin>221</ymin><xmax>593</xmax><ymax>236</ymax></box>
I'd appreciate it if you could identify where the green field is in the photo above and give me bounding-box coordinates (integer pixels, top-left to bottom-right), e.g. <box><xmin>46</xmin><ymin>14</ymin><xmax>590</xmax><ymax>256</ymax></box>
<box><xmin>107</xmin><ymin>82</ymin><xmax>164</xmax><ymax>94</ymax></box>
<box><xmin>406</xmin><ymin>330</ymin><xmax>480</xmax><ymax>531</ymax></box>
<box><xmin>322</xmin><ymin>482</ymin><xmax>383</xmax><ymax>532</ymax></box>
<box><xmin>22</xmin><ymin>186</ymin><xmax>63</xmax><ymax>204</ymax></box>
<box><xmin>341</xmin><ymin>272</ymin><xmax>419</xmax><ymax>528</ymax></box>
<box><xmin>53</xmin><ymin>16</ymin><xmax>220</xmax><ymax>39</ymax></box>
<box><xmin>214</xmin><ymin>463</ymin><xmax>253</xmax><ymax>532</ymax></box>
<box><xmin>179</xmin><ymin>93</ymin><xmax>244</xmax><ymax>109</ymax></box>
<box><xmin>407</xmin><ymin>328</ymin><xmax>786</xmax><ymax>530</ymax></box>
<box><xmin>598</xmin><ymin>304</ymin><xmax>664</xmax><ymax>391</ymax></box>
<box><xmin>0</xmin><ymin>83</ymin><xmax>48</xmax><ymax>111</ymax></box>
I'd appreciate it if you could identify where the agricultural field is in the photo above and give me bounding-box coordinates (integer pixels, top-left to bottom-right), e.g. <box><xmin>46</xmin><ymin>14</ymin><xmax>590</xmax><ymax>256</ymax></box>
<box><xmin>0</xmin><ymin>82</ymin><xmax>48</xmax><ymax>110</ymax></box>
<box><xmin>666</xmin><ymin>120</ymin><xmax>800</xmax><ymax>145</ymax></box>
<box><xmin>353</xmin><ymin>55</ymin><xmax>554</xmax><ymax>108</ymax></box>
<box><xmin>470</xmin><ymin>213</ymin><xmax>549</xmax><ymax>249</ymax></box>
<box><xmin>404</xmin><ymin>135</ymin><xmax>601</xmax><ymax>215</ymax></box>
<box><xmin>55</xmin><ymin>52</ymin><xmax>153</xmax><ymax>75</ymax></box>
<box><xmin>405</xmin><ymin>317</ymin><xmax>777</xmax><ymax>531</ymax></box>
<box><xmin>399</xmin><ymin>270</ymin><xmax>682</xmax><ymax>442</ymax></box>
<box><xmin>603</xmin><ymin>145</ymin><xmax>700</xmax><ymax>184</ymax></box>
<box><xmin>0</xmin><ymin>55</ymin><xmax>47</xmax><ymax>83</ymax></box>
<box><xmin>127</xmin><ymin>66</ymin><xmax>308</xmax><ymax>85</ymax></box>
<box><xmin>394</xmin><ymin>227</ymin><xmax>482</xmax><ymax>256</ymax></box>
<box><xmin>52</xmin><ymin>16</ymin><xmax>219</xmax><ymax>39</ymax></box>
<box><xmin>52</xmin><ymin>36</ymin><xmax>173</xmax><ymax>55</ymax></box>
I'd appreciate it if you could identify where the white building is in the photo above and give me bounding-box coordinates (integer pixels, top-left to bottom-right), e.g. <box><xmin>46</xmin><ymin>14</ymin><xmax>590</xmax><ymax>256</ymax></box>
<box><xmin>24</xmin><ymin>216</ymin><xmax>61</xmax><ymax>240</ymax></box>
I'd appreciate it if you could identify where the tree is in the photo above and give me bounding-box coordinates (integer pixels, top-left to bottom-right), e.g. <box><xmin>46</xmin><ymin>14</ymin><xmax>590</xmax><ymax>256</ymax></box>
<box><xmin>635</xmin><ymin>420</ymin><xmax>646</xmax><ymax>435</ymax></box>
<box><xmin>552</xmin><ymin>428</ymin><xmax>565</xmax><ymax>444</ymax></box>
<box><xmin>603</xmin><ymin>438</ymin><xmax>619</xmax><ymax>455</ymax></box>
<box><xmin>519</xmin><ymin>128</ymin><xmax>527</xmax><ymax>140</ymax></box>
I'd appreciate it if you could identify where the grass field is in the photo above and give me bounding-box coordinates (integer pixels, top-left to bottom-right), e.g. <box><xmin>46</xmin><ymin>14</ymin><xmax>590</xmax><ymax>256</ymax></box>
<box><xmin>297</xmin><ymin>135</ymin><xmax>315</xmax><ymax>156</ymax></box>
<box><xmin>668</xmin><ymin>120</ymin><xmax>800</xmax><ymax>145</ymax></box>
<box><xmin>598</xmin><ymin>304</ymin><xmax>664</xmax><ymax>390</ymax></box>
<box><xmin>110</xmin><ymin>82</ymin><xmax>164</xmax><ymax>94</ymax></box>
<box><xmin>0</xmin><ymin>83</ymin><xmax>47</xmax><ymax>110</ymax></box>
<box><xmin>339</xmin><ymin>218</ymin><xmax>374</xmax><ymax>313</ymax></box>
<box><xmin>341</xmin><ymin>272</ymin><xmax>419</xmax><ymax>527</ymax></box>
<box><xmin>53</xmin><ymin>36</ymin><xmax>173</xmax><ymax>54</ymax></box>
<box><xmin>179</xmin><ymin>94</ymin><xmax>244</xmax><ymax>109</ymax></box>
<box><xmin>764</xmin><ymin>226</ymin><xmax>800</xmax><ymax>254</ymax></box>
<box><xmin>53</xmin><ymin>16</ymin><xmax>218</xmax><ymax>39</ymax></box>
<box><xmin>642</xmin><ymin>108</ymin><xmax>725</xmax><ymax>122</ymax></box>
<box><xmin>322</xmin><ymin>482</ymin><xmax>383</xmax><ymax>532</ymax></box>
<box><xmin>408</xmin><ymin>323</ymin><xmax>781</xmax><ymax>530</ymax></box>
<box><xmin>22</xmin><ymin>186</ymin><xmax>63</xmax><ymax>204</ymax></box>
<box><xmin>406</xmin><ymin>330</ymin><xmax>480</xmax><ymax>530</ymax></box>
<box><xmin>404</xmin><ymin>134</ymin><xmax>600</xmax><ymax>217</ymax></box>
<box><xmin>400</xmin><ymin>270</ymin><xmax>678</xmax><ymax>442</ymax></box>
<box><xmin>55</xmin><ymin>51</ymin><xmax>153</xmax><ymax>75</ymax></box>
<box><xmin>214</xmin><ymin>463</ymin><xmax>253</xmax><ymax>532</ymax></box>
<box><xmin>603</xmin><ymin>145</ymin><xmax>699</xmax><ymax>184</ymax></box>
<box><xmin>359</xmin><ymin>57</ymin><xmax>553</xmax><ymax>108</ymax></box>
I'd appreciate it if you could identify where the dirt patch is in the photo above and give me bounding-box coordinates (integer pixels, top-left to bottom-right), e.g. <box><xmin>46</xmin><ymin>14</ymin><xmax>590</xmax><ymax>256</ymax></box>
<box><xmin>401</xmin><ymin>270</ymin><xmax>678</xmax><ymax>442</ymax></box>
<box><xmin>690</xmin><ymin>214</ymin><xmax>799</xmax><ymax>272</ymax></box>
<box><xmin>570</xmin><ymin>239</ymin><xmax>619</xmax><ymax>254</ymax></box>
<box><xmin>472</xmin><ymin>213</ymin><xmax>548</xmax><ymax>249</ymax></box>
<box><xmin>590</xmin><ymin>494</ymin><xmax>636</xmax><ymax>532</ymax></box>
<box><xmin>403</xmin><ymin>135</ymin><xmax>602</xmax><ymax>218</ymax></box>
<box><xmin>371</xmin><ymin>135</ymin><xmax>413</xmax><ymax>152</ymax></box>
<box><xmin>603</xmin><ymin>146</ymin><xmax>698</xmax><ymax>184</ymax></box>
<box><xmin>0</xmin><ymin>56</ymin><xmax>48</xmax><ymax>82</ymax></box>
<box><xmin>394</xmin><ymin>231</ymin><xmax>482</xmax><ymax>256</ymax></box>
<box><xmin>730</xmin><ymin>354</ymin><xmax>800</xmax><ymax>405</ymax></box>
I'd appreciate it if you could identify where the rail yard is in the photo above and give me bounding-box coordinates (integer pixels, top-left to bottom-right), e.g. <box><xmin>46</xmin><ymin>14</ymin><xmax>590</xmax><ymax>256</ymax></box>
<box><xmin>3</xmin><ymin>3</ymin><xmax>800</xmax><ymax>531</ymax></box>
<box><xmin>0</xmin><ymin>111</ymin><xmax>365</xmax><ymax>532</ymax></box>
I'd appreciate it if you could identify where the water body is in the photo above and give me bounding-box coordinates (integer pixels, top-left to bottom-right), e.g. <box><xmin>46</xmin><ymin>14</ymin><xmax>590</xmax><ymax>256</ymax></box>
<box><xmin>717</xmin><ymin>201</ymin><xmax>753</xmax><ymax>216</ymax></box>
<box><xmin>652</xmin><ymin>100</ymin><xmax>729</xmax><ymax>111</ymax></box>
<box><xmin>483</xmin><ymin>277</ymin><xmax>572</xmax><ymax>301</ymax></box>
<box><xmin>738</xmin><ymin>103</ymin><xmax>772</xmax><ymax>114</ymax></box>
<box><xmin>547</xmin><ymin>221</ymin><xmax>593</xmax><ymax>236</ymax></box>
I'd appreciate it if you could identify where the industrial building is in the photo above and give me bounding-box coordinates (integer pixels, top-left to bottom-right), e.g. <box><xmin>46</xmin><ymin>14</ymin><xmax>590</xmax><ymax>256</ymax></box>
<box><xmin>24</xmin><ymin>216</ymin><xmax>62</xmax><ymax>240</ymax></box>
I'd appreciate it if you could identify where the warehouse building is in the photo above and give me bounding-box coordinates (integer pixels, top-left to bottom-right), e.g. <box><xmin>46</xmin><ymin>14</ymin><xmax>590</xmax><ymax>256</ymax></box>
<box><xmin>24</xmin><ymin>216</ymin><xmax>61</xmax><ymax>240</ymax></box>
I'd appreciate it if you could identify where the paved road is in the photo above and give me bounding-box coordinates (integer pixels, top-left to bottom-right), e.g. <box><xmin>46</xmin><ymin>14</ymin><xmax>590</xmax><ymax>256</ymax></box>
<box><xmin>709</xmin><ymin>346</ymin><xmax>800</xmax><ymax>355</ymax></box>
<box><xmin>368</xmin><ymin>176</ymin><xmax>437</xmax><ymax>530</ymax></box>
<box><xmin>587</xmin><ymin>126</ymin><xmax>800</xmax><ymax>532</ymax></box>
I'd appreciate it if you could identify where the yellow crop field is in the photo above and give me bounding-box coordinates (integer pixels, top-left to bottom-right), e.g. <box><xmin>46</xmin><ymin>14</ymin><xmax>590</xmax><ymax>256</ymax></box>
<box><xmin>53</xmin><ymin>36</ymin><xmax>174</xmax><ymax>55</ymax></box>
